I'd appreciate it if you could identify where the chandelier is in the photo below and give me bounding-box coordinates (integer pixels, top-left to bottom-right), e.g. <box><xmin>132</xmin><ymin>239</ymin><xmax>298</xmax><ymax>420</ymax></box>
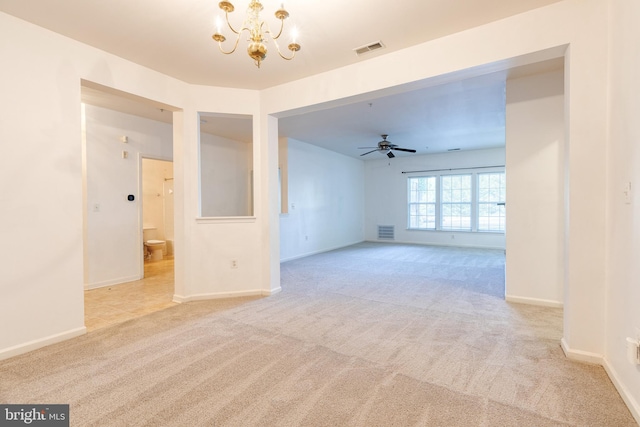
<box><xmin>212</xmin><ymin>1</ymin><xmax>301</xmax><ymax>68</ymax></box>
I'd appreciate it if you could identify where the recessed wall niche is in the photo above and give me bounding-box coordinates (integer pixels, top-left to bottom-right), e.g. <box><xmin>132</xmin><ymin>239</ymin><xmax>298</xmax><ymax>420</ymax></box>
<box><xmin>198</xmin><ymin>112</ymin><xmax>254</xmax><ymax>217</ymax></box>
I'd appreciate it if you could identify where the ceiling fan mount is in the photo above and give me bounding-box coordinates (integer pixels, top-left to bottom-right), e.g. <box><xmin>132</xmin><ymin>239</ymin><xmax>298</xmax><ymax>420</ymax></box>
<box><xmin>358</xmin><ymin>134</ymin><xmax>416</xmax><ymax>158</ymax></box>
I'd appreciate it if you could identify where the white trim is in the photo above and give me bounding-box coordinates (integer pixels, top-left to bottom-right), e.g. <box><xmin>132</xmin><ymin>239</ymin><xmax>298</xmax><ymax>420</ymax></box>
<box><xmin>196</xmin><ymin>216</ymin><xmax>256</xmax><ymax>224</ymax></box>
<box><xmin>560</xmin><ymin>342</ymin><xmax>640</xmax><ymax>424</ymax></box>
<box><xmin>603</xmin><ymin>358</ymin><xmax>640</xmax><ymax>425</ymax></box>
<box><xmin>0</xmin><ymin>327</ymin><xmax>86</xmax><ymax>361</ymax></box>
<box><xmin>505</xmin><ymin>295</ymin><xmax>563</xmax><ymax>308</ymax></box>
<box><xmin>172</xmin><ymin>287</ymin><xmax>280</xmax><ymax>303</ymax></box>
<box><xmin>84</xmin><ymin>275</ymin><xmax>141</xmax><ymax>290</ymax></box>
<box><xmin>560</xmin><ymin>338</ymin><xmax>604</xmax><ymax>365</ymax></box>
<box><xmin>364</xmin><ymin>239</ymin><xmax>505</xmax><ymax>251</ymax></box>
<box><xmin>280</xmin><ymin>240</ymin><xmax>364</xmax><ymax>263</ymax></box>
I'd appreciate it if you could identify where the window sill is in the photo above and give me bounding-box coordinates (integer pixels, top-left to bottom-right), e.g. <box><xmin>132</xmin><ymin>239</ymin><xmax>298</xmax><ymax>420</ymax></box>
<box><xmin>407</xmin><ymin>228</ymin><xmax>504</xmax><ymax>235</ymax></box>
<box><xmin>196</xmin><ymin>216</ymin><xmax>256</xmax><ymax>224</ymax></box>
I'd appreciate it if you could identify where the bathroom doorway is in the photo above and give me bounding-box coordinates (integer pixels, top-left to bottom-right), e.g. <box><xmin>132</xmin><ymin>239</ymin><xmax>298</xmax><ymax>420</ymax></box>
<box><xmin>141</xmin><ymin>158</ymin><xmax>174</xmax><ymax>275</ymax></box>
<box><xmin>81</xmin><ymin>81</ymin><xmax>178</xmax><ymax>331</ymax></box>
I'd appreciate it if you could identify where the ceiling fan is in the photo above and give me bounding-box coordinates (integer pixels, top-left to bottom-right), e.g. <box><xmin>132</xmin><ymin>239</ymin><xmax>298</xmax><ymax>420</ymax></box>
<box><xmin>358</xmin><ymin>134</ymin><xmax>416</xmax><ymax>158</ymax></box>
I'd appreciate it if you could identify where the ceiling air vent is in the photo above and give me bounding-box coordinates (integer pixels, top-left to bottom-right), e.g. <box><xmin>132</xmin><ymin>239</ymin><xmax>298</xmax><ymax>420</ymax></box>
<box><xmin>354</xmin><ymin>41</ymin><xmax>385</xmax><ymax>56</ymax></box>
<box><xmin>377</xmin><ymin>225</ymin><xmax>395</xmax><ymax>240</ymax></box>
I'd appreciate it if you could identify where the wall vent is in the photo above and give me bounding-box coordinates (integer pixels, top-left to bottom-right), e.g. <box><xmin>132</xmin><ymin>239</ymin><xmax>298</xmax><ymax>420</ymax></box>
<box><xmin>377</xmin><ymin>225</ymin><xmax>395</xmax><ymax>240</ymax></box>
<box><xmin>354</xmin><ymin>41</ymin><xmax>385</xmax><ymax>56</ymax></box>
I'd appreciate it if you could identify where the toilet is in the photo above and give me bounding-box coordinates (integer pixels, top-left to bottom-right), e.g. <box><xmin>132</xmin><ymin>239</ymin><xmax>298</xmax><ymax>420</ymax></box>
<box><xmin>143</xmin><ymin>227</ymin><xmax>166</xmax><ymax>261</ymax></box>
<box><xmin>144</xmin><ymin>240</ymin><xmax>166</xmax><ymax>261</ymax></box>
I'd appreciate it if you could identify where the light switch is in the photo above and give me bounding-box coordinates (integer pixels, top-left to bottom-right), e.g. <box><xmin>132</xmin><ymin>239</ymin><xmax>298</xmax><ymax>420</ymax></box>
<box><xmin>624</xmin><ymin>181</ymin><xmax>632</xmax><ymax>204</ymax></box>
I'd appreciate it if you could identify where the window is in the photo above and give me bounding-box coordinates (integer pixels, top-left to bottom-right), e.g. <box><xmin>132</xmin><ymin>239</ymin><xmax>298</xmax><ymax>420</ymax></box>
<box><xmin>408</xmin><ymin>176</ymin><xmax>436</xmax><ymax>229</ymax></box>
<box><xmin>407</xmin><ymin>170</ymin><xmax>505</xmax><ymax>233</ymax></box>
<box><xmin>441</xmin><ymin>174</ymin><xmax>472</xmax><ymax>230</ymax></box>
<box><xmin>477</xmin><ymin>172</ymin><xmax>506</xmax><ymax>231</ymax></box>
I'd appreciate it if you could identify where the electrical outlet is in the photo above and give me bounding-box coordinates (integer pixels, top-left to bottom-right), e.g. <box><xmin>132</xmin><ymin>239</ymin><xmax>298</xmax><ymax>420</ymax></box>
<box><xmin>231</xmin><ymin>260</ymin><xmax>238</xmax><ymax>269</ymax></box>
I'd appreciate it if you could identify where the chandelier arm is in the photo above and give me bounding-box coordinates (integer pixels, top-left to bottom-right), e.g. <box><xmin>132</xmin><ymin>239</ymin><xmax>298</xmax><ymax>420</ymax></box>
<box><xmin>271</xmin><ymin>34</ymin><xmax>300</xmax><ymax>60</ymax></box>
<box><xmin>217</xmin><ymin>31</ymin><xmax>243</xmax><ymax>55</ymax></box>
<box><xmin>224</xmin><ymin>11</ymin><xmax>241</xmax><ymax>35</ymax></box>
<box><xmin>276</xmin><ymin>47</ymin><xmax>297</xmax><ymax>61</ymax></box>
<box><xmin>270</xmin><ymin>18</ymin><xmax>285</xmax><ymax>40</ymax></box>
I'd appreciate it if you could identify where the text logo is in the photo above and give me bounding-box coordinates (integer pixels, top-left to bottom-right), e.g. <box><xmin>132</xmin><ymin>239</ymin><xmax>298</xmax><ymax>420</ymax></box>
<box><xmin>0</xmin><ymin>405</ymin><xmax>69</xmax><ymax>427</ymax></box>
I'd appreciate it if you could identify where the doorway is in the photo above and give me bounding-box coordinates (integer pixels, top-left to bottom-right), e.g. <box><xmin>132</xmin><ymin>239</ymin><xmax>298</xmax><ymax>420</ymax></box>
<box><xmin>81</xmin><ymin>82</ymin><xmax>177</xmax><ymax>331</ymax></box>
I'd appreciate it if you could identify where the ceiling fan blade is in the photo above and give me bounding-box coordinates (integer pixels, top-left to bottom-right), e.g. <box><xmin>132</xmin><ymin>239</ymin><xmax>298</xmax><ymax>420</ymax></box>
<box><xmin>391</xmin><ymin>147</ymin><xmax>417</xmax><ymax>153</ymax></box>
<box><xmin>358</xmin><ymin>146</ymin><xmax>379</xmax><ymax>149</ymax></box>
<box><xmin>360</xmin><ymin>149</ymin><xmax>378</xmax><ymax>156</ymax></box>
<box><xmin>386</xmin><ymin>151</ymin><xmax>395</xmax><ymax>158</ymax></box>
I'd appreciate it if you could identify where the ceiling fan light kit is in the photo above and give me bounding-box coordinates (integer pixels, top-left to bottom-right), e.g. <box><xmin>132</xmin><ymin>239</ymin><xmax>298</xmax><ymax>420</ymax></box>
<box><xmin>358</xmin><ymin>134</ymin><xmax>417</xmax><ymax>158</ymax></box>
<box><xmin>212</xmin><ymin>0</ymin><xmax>301</xmax><ymax>68</ymax></box>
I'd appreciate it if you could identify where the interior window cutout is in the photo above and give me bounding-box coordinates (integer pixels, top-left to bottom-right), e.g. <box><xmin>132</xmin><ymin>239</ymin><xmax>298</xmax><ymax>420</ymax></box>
<box><xmin>198</xmin><ymin>112</ymin><xmax>254</xmax><ymax>217</ymax></box>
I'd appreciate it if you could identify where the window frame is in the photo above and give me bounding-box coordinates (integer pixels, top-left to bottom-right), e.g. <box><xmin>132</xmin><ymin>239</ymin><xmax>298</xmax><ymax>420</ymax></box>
<box><xmin>440</xmin><ymin>173</ymin><xmax>473</xmax><ymax>231</ymax></box>
<box><xmin>476</xmin><ymin>171</ymin><xmax>506</xmax><ymax>232</ymax></box>
<box><xmin>406</xmin><ymin>168</ymin><xmax>505</xmax><ymax>233</ymax></box>
<box><xmin>407</xmin><ymin>176</ymin><xmax>437</xmax><ymax>230</ymax></box>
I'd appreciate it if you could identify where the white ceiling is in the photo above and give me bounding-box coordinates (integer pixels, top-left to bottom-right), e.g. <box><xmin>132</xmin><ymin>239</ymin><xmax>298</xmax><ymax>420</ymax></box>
<box><xmin>279</xmin><ymin>72</ymin><xmax>509</xmax><ymax>158</ymax></box>
<box><xmin>2</xmin><ymin>0</ymin><xmax>564</xmax><ymax>158</ymax></box>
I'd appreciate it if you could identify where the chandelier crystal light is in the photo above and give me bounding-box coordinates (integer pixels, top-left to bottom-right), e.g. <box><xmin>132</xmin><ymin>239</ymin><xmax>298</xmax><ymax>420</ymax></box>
<box><xmin>212</xmin><ymin>0</ymin><xmax>301</xmax><ymax>68</ymax></box>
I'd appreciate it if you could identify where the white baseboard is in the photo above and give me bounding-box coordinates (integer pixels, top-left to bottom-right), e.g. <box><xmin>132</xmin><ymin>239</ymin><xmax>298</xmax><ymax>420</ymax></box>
<box><xmin>0</xmin><ymin>327</ymin><xmax>86</xmax><ymax>361</ymax></box>
<box><xmin>173</xmin><ymin>287</ymin><xmax>281</xmax><ymax>303</ymax></box>
<box><xmin>560</xmin><ymin>338</ymin><xmax>604</xmax><ymax>365</ymax></box>
<box><xmin>85</xmin><ymin>274</ymin><xmax>141</xmax><ymax>290</ymax></box>
<box><xmin>505</xmin><ymin>295</ymin><xmax>563</xmax><ymax>308</ymax></box>
<box><xmin>603</xmin><ymin>358</ymin><xmax>640</xmax><ymax>425</ymax></box>
<box><xmin>280</xmin><ymin>240</ymin><xmax>365</xmax><ymax>263</ymax></box>
<box><xmin>365</xmin><ymin>239</ymin><xmax>506</xmax><ymax>251</ymax></box>
<box><xmin>561</xmin><ymin>340</ymin><xmax>639</xmax><ymax>423</ymax></box>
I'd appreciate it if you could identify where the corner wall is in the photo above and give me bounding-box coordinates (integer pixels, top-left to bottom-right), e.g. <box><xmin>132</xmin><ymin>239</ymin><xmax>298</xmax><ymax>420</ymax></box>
<box><xmin>280</xmin><ymin>138</ymin><xmax>365</xmax><ymax>261</ymax></box>
<box><xmin>604</xmin><ymin>0</ymin><xmax>640</xmax><ymax>421</ymax></box>
<box><xmin>505</xmin><ymin>69</ymin><xmax>565</xmax><ymax>306</ymax></box>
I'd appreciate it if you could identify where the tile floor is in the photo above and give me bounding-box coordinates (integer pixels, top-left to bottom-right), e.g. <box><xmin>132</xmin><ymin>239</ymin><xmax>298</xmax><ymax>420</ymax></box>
<box><xmin>84</xmin><ymin>256</ymin><xmax>176</xmax><ymax>331</ymax></box>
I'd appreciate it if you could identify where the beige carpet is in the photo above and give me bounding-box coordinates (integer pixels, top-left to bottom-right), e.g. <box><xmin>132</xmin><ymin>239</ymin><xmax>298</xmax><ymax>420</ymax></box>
<box><xmin>0</xmin><ymin>242</ymin><xmax>636</xmax><ymax>426</ymax></box>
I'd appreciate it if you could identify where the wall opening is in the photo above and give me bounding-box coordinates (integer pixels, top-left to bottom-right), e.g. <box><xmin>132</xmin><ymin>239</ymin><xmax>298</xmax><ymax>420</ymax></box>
<box><xmin>198</xmin><ymin>112</ymin><xmax>254</xmax><ymax>217</ymax></box>
<box><xmin>81</xmin><ymin>81</ymin><xmax>179</xmax><ymax>331</ymax></box>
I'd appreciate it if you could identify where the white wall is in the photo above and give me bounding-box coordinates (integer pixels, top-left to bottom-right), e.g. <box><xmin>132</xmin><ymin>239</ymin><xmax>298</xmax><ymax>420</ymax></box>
<box><xmin>142</xmin><ymin>158</ymin><xmax>173</xmax><ymax>243</ymax></box>
<box><xmin>280</xmin><ymin>138</ymin><xmax>365</xmax><ymax>261</ymax></box>
<box><xmin>84</xmin><ymin>105</ymin><xmax>172</xmax><ymax>289</ymax></box>
<box><xmin>175</xmin><ymin>84</ymin><xmax>264</xmax><ymax>303</ymax></box>
<box><xmin>364</xmin><ymin>148</ymin><xmax>506</xmax><ymax>249</ymax></box>
<box><xmin>505</xmin><ymin>70</ymin><xmax>564</xmax><ymax>306</ymax></box>
<box><xmin>199</xmin><ymin>133</ymin><xmax>252</xmax><ymax>217</ymax></box>
<box><xmin>605</xmin><ymin>0</ymin><xmax>640</xmax><ymax>420</ymax></box>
